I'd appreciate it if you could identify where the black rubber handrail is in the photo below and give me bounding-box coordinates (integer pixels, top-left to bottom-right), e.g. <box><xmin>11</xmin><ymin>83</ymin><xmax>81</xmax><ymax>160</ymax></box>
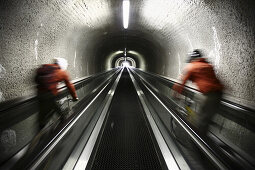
<box><xmin>130</xmin><ymin>69</ymin><xmax>230</xmax><ymax>169</ymax></box>
<box><xmin>0</xmin><ymin>69</ymin><xmax>117</xmax><ymax>113</ymax></box>
<box><xmin>134</xmin><ymin>69</ymin><xmax>255</xmax><ymax>134</ymax></box>
<box><xmin>0</xmin><ymin>69</ymin><xmax>119</xmax><ymax>131</ymax></box>
<box><xmin>0</xmin><ymin>69</ymin><xmax>121</xmax><ymax>169</ymax></box>
<box><xmin>131</xmin><ymin>69</ymin><xmax>254</xmax><ymax>169</ymax></box>
<box><xmin>135</xmin><ymin>69</ymin><xmax>255</xmax><ymax>113</ymax></box>
<box><xmin>15</xmin><ymin>69</ymin><xmax>121</xmax><ymax>170</ymax></box>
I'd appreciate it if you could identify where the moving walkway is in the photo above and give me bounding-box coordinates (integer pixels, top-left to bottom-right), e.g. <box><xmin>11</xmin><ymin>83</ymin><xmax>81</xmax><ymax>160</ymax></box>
<box><xmin>0</xmin><ymin>68</ymin><xmax>254</xmax><ymax>170</ymax></box>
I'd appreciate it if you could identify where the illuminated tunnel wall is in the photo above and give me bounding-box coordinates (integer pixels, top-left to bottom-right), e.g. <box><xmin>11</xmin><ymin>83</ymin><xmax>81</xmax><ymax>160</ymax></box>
<box><xmin>115</xmin><ymin>57</ymin><xmax>136</xmax><ymax>68</ymax></box>
<box><xmin>0</xmin><ymin>0</ymin><xmax>254</xmax><ymax>109</ymax></box>
<box><xmin>105</xmin><ymin>50</ymin><xmax>143</xmax><ymax>70</ymax></box>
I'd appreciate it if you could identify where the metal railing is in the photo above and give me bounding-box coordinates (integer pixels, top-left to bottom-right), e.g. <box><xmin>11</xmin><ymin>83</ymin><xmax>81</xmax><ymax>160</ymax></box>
<box><xmin>0</xmin><ymin>68</ymin><xmax>120</xmax><ymax>166</ymax></box>
<box><xmin>131</xmin><ymin>68</ymin><xmax>255</xmax><ymax>169</ymax></box>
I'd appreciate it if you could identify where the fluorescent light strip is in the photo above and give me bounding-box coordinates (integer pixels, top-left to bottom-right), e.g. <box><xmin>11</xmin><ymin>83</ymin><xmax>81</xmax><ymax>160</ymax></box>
<box><xmin>123</xmin><ymin>0</ymin><xmax>130</xmax><ymax>29</ymax></box>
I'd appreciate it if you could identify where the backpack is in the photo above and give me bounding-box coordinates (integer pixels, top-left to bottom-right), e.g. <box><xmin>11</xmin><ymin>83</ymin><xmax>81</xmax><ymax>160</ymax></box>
<box><xmin>35</xmin><ymin>65</ymin><xmax>58</xmax><ymax>89</ymax></box>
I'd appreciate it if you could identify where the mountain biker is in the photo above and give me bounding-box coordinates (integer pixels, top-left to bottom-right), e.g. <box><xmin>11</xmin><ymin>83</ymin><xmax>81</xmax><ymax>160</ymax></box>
<box><xmin>35</xmin><ymin>58</ymin><xmax>78</xmax><ymax>129</ymax></box>
<box><xmin>173</xmin><ymin>49</ymin><xmax>224</xmax><ymax>136</ymax></box>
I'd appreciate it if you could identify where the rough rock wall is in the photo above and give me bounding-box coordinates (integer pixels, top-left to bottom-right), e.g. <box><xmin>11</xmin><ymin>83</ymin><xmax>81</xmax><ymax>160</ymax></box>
<box><xmin>0</xmin><ymin>0</ymin><xmax>254</xmax><ymax>108</ymax></box>
<box><xmin>140</xmin><ymin>0</ymin><xmax>255</xmax><ymax>108</ymax></box>
<box><xmin>0</xmin><ymin>0</ymin><xmax>111</xmax><ymax>101</ymax></box>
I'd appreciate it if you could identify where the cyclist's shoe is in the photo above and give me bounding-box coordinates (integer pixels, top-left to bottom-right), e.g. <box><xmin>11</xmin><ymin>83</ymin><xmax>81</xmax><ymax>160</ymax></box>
<box><xmin>72</xmin><ymin>97</ymin><xmax>79</xmax><ymax>102</ymax></box>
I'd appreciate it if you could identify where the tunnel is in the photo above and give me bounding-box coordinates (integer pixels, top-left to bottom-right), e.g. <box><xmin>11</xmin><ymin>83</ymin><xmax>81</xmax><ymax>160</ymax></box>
<box><xmin>1</xmin><ymin>0</ymin><xmax>254</xmax><ymax>106</ymax></box>
<box><xmin>0</xmin><ymin>0</ymin><xmax>255</xmax><ymax>169</ymax></box>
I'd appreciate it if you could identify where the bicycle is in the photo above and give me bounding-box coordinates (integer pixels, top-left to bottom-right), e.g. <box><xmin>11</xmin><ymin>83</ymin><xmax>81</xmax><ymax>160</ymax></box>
<box><xmin>26</xmin><ymin>95</ymin><xmax>76</xmax><ymax>154</ymax></box>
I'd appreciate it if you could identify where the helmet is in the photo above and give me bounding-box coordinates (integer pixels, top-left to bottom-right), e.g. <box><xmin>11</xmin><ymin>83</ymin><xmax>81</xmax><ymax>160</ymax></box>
<box><xmin>187</xmin><ymin>49</ymin><xmax>203</xmax><ymax>62</ymax></box>
<box><xmin>53</xmin><ymin>58</ymin><xmax>68</xmax><ymax>70</ymax></box>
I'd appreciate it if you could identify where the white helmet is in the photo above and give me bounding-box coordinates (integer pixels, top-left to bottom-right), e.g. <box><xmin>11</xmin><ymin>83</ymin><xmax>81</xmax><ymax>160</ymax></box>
<box><xmin>54</xmin><ymin>58</ymin><xmax>68</xmax><ymax>70</ymax></box>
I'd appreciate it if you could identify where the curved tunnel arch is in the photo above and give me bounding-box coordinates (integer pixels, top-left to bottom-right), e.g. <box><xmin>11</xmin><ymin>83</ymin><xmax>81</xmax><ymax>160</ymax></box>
<box><xmin>115</xmin><ymin>57</ymin><xmax>137</xmax><ymax>68</ymax></box>
<box><xmin>96</xmin><ymin>30</ymin><xmax>163</xmax><ymax>72</ymax></box>
<box><xmin>0</xmin><ymin>0</ymin><xmax>254</xmax><ymax>108</ymax></box>
<box><xmin>105</xmin><ymin>48</ymin><xmax>145</xmax><ymax>70</ymax></box>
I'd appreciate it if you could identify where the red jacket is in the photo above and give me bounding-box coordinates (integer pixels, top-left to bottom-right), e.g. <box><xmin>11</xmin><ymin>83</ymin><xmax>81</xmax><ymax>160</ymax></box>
<box><xmin>36</xmin><ymin>64</ymin><xmax>77</xmax><ymax>99</ymax></box>
<box><xmin>173</xmin><ymin>58</ymin><xmax>224</xmax><ymax>94</ymax></box>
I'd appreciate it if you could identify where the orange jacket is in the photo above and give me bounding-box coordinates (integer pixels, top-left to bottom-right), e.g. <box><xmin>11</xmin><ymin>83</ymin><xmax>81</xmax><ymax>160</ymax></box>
<box><xmin>173</xmin><ymin>58</ymin><xmax>224</xmax><ymax>94</ymax></box>
<box><xmin>36</xmin><ymin>64</ymin><xmax>77</xmax><ymax>99</ymax></box>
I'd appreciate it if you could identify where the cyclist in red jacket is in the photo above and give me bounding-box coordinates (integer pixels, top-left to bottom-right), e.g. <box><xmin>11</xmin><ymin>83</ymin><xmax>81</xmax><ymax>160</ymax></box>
<box><xmin>35</xmin><ymin>58</ymin><xmax>78</xmax><ymax>129</ymax></box>
<box><xmin>173</xmin><ymin>49</ymin><xmax>224</xmax><ymax>136</ymax></box>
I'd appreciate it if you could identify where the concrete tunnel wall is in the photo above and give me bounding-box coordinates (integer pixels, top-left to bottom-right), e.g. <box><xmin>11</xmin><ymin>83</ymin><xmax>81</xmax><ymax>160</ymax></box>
<box><xmin>0</xmin><ymin>0</ymin><xmax>255</xmax><ymax>162</ymax></box>
<box><xmin>0</xmin><ymin>0</ymin><xmax>254</xmax><ymax>109</ymax></box>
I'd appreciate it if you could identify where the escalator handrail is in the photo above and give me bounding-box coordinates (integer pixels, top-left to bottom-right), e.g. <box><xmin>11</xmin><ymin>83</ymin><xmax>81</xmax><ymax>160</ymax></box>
<box><xmin>0</xmin><ymin>69</ymin><xmax>117</xmax><ymax>113</ymax></box>
<box><xmin>24</xmin><ymin>69</ymin><xmax>122</xmax><ymax>170</ymax></box>
<box><xmin>134</xmin><ymin>69</ymin><xmax>255</xmax><ymax>115</ymax></box>
<box><xmin>1</xmin><ymin>69</ymin><xmax>121</xmax><ymax>169</ymax></box>
<box><xmin>132</xmin><ymin>69</ymin><xmax>255</xmax><ymax>169</ymax></box>
<box><xmin>0</xmin><ymin>69</ymin><xmax>119</xmax><ymax>131</ymax></box>
<box><xmin>130</xmin><ymin>69</ymin><xmax>229</xmax><ymax>169</ymax></box>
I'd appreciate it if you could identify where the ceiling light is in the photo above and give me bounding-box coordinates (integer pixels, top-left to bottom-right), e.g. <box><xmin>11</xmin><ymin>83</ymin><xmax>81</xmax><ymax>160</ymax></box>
<box><xmin>123</xmin><ymin>0</ymin><xmax>130</xmax><ymax>29</ymax></box>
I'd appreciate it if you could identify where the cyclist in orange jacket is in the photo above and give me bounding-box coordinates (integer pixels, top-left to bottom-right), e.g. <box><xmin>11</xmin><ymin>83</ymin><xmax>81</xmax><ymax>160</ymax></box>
<box><xmin>173</xmin><ymin>49</ymin><xmax>224</xmax><ymax>136</ymax></box>
<box><xmin>35</xmin><ymin>58</ymin><xmax>78</xmax><ymax>129</ymax></box>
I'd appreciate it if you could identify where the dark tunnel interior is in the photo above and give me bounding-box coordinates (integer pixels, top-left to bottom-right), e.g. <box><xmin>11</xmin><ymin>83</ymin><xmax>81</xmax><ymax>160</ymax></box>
<box><xmin>0</xmin><ymin>0</ymin><xmax>255</xmax><ymax>169</ymax></box>
<box><xmin>0</xmin><ymin>0</ymin><xmax>254</xmax><ymax>109</ymax></box>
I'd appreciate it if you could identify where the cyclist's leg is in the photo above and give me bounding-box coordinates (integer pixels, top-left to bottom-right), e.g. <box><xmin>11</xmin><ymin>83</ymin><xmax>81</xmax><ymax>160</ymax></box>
<box><xmin>28</xmin><ymin>93</ymin><xmax>55</xmax><ymax>153</ymax></box>
<box><xmin>38</xmin><ymin>93</ymin><xmax>56</xmax><ymax>129</ymax></box>
<box><xmin>195</xmin><ymin>92</ymin><xmax>222</xmax><ymax>136</ymax></box>
<box><xmin>194</xmin><ymin>94</ymin><xmax>210</xmax><ymax>136</ymax></box>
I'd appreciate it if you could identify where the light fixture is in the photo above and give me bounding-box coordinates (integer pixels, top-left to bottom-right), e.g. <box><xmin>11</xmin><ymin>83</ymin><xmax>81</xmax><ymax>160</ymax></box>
<box><xmin>123</xmin><ymin>0</ymin><xmax>130</xmax><ymax>29</ymax></box>
<box><xmin>124</xmin><ymin>48</ymin><xmax>127</xmax><ymax>59</ymax></box>
<box><xmin>122</xmin><ymin>61</ymin><xmax>130</xmax><ymax>67</ymax></box>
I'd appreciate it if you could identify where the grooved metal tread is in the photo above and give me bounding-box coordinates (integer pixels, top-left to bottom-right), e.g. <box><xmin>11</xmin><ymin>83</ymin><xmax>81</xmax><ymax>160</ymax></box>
<box><xmin>88</xmin><ymin>69</ymin><xmax>164</xmax><ymax>170</ymax></box>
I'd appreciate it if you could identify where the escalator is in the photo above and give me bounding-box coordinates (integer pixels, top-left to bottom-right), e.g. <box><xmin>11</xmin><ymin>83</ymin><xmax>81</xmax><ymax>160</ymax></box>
<box><xmin>72</xmin><ymin>68</ymin><xmax>226</xmax><ymax>170</ymax></box>
<box><xmin>0</xmin><ymin>69</ymin><xmax>120</xmax><ymax>170</ymax></box>
<box><xmin>86</xmin><ymin>68</ymin><xmax>166</xmax><ymax>170</ymax></box>
<box><xmin>1</xmin><ymin>68</ymin><xmax>254</xmax><ymax>170</ymax></box>
<box><xmin>131</xmin><ymin>68</ymin><xmax>255</xmax><ymax>170</ymax></box>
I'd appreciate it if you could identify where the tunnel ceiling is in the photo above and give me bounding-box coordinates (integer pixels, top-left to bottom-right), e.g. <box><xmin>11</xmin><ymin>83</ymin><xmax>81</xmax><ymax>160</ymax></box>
<box><xmin>0</xmin><ymin>0</ymin><xmax>255</xmax><ymax>107</ymax></box>
<box><xmin>93</xmin><ymin>30</ymin><xmax>165</xmax><ymax>69</ymax></box>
